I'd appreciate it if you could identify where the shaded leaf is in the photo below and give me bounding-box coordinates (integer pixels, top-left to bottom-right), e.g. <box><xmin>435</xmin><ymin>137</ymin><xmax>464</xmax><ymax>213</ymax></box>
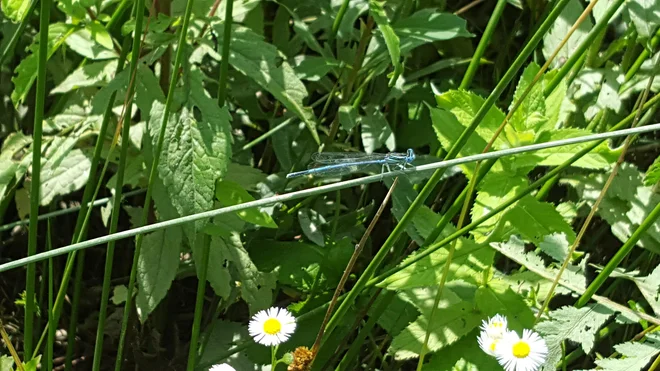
<box><xmin>52</xmin><ymin>59</ymin><xmax>118</xmax><ymax>94</ymax></box>
<box><xmin>136</xmin><ymin>227</ymin><xmax>182</xmax><ymax>322</ymax></box>
<box><xmin>209</xmin><ymin>23</ymin><xmax>319</xmax><ymax>144</ymax></box>
<box><xmin>369</xmin><ymin>0</ymin><xmax>402</xmax><ymax>85</ymax></box>
<box><xmin>536</xmin><ymin>304</ymin><xmax>616</xmax><ymax>369</ymax></box>
<box><xmin>626</xmin><ymin>0</ymin><xmax>660</xmax><ymax>40</ymax></box>
<box><xmin>361</xmin><ymin>106</ymin><xmax>395</xmax><ymax>153</ymax></box>
<box><xmin>298</xmin><ymin>208</ymin><xmax>326</xmax><ymax>246</ymax></box>
<box><xmin>12</xmin><ymin>23</ymin><xmax>77</xmax><ymax>106</ymax></box>
<box><xmin>505</xmin><ymin>195</ymin><xmax>577</xmax><ymax>247</ymax></box>
<box><xmin>542</xmin><ymin>0</ymin><xmax>593</xmax><ymax>69</ymax></box>
<box><xmin>215</xmin><ymin>179</ymin><xmax>278</xmax><ymax>228</ymax></box>
<box><xmin>588</xmin><ymin>333</ymin><xmax>660</xmax><ymax>371</ymax></box>
<box><xmin>65</xmin><ymin>22</ymin><xmax>117</xmax><ymax>59</ymax></box>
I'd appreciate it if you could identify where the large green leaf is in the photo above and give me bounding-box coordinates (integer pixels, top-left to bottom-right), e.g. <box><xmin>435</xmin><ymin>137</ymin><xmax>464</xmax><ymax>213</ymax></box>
<box><xmin>136</xmin><ymin>227</ymin><xmax>182</xmax><ymax>322</ymax></box>
<box><xmin>378</xmin><ymin>237</ymin><xmax>494</xmax><ymax>289</ymax></box>
<box><xmin>92</xmin><ymin>64</ymin><xmax>165</xmax><ymax>117</ymax></box>
<box><xmin>363</xmin><ymin>9</ymin><xmax>472</xmax><ymax>74</ymax></box>
<box><xmin>561</xmin><ymin>163</ymin><xmax>660</xmax><ymax>255</ymax></box>
<box><xmin>541</xmin><ymin>0</ymin><xmax>593</xmax><ymax>69</ymax></box>
<box><xmin>504</xmin><ymin>195</ymin><xmax>577</xmax><ymax>247</ymax></box>
<box><xmin>215</xmin><ymin>179</ymin><xmax>278</xmax><ymax>228</ymax></box>
<box><xmin>201</xmin><ymin>233</ymin><xmax>276</xmax><ymax>314</ymax></box>
<box><xmin>39</xmin><ymin>148</ymin><xmax>92</xmax><ymax>205</ymax></box>
<box><xmin>474</xmin><ymin>283</ymin><xmax>535</xmax><ymax>331</ymax></box>
<box><xmin>626</xmin><ymin>0</ymin><xmax>660</xmax><ymax>40</ymax></box>
<box><xmin>589</xmin><ymin>333</ymin><xmax>660</xmax><ymax>371</ymax></box>
<box><xmin>1</xmin><ymin>0</ymin><xmax>30</xmax><ymax>22</ymax></box>
<box><xmin>249</xmin><ymin>238</ymin><xmax>353</xmax><ymax>292</ymax></box>
<box><xmin>536</xmin><ymin>304</ymin><xmax>615</xmax><ymax>369</ymax></box>
<box><xmin>11</xmin><ymin>23</ymin><xmax>77</xmax><ymax>106</ymax></box>
<box><xmin>361</xmin><ymin>105</ymin><xmax>395</xmax><ymax>153</ymax></box>
<box><xmin>369</xmin><ymin>0</ymin><xmax>402</xmax><ymax>85</ymax></box>
<box><xmin>52</xmin><ymin>60</ymin><xmax>118</xmax><ymax>94</ymax></box>
<box><xmin>65</xmin><ymin>21</ymin><xmax>117</xmax><ymax>60</ymax></box>
<box><xmin>149</xmin><ymin>69</ymin><xmax>232</xmax><ymax>242</ymax></box>
<box><xmin>509</xmin><ymin>62</ymin><xmax>547</xmax><ymax>133</ymax></box>
<box><xmin>389</xmin><ymin>285</ymin><xmax>482</xmax><ymax>359</ymax></box>
<box><xmin>208</xmin><ymin>23</ymin><xmax>319</xmax><ymax>144</ymax></box>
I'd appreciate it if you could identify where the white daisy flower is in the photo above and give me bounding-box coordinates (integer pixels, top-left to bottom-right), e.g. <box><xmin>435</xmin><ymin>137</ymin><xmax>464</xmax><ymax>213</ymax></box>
<box><xmin>209</xmin><ymin>364</ymin><xmax>235</xmax><ymax>371</ymax></box>
<box><xmin>477</xmin><ymin>329</ymin><xmax>500</xmax><ymax>356</ymax></box>
<box><xmin>480</xmin><ymin>314</ymin><xmax>508</xmax><ymax>339</ymax></box>
<box><xmin>248</xmin><ymin>307</ymin><xmax>297</xmax><ymax>346</ymax></box>
<box><xmin>495</xmin><ymin>329</ymin><xmax>548</xmax><ymax>371</ymax></box>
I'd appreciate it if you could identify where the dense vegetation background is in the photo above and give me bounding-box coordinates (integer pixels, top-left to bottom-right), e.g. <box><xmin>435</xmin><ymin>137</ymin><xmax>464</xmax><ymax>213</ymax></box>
<box><xmin>0</xmin><ymin>0</ymin><xmax>659</xmax><ymax>370</ymax></box>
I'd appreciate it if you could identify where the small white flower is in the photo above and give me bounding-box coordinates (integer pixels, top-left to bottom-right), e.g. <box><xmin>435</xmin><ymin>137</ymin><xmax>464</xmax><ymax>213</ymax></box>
<box><xmin>210</xmin><ymin>364</ymin><xmax>235</xmax><ymax>371</ymax></box>
<box><xmin>248</xmin><ymin>307</ymin><xmax>297</xmax><ymax>346</ymax></box>
<box><xmin>480</xmin><ymin>314</ymin><xmax>508</xmax><ymax>339</ymax></box>
<box><xmin>495</xmin><ymin>329</ymin><xmax>548</xmax><ymax>371</ymax></box>
<box><xmin>477</xmin><ymin>329</ymin><xmax>500</xmax><ymax>356</ymax></box>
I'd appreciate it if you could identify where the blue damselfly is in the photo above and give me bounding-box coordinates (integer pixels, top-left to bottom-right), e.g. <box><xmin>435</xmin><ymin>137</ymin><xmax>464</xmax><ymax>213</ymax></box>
<box><xmin>286</xmin><ymin>149</ymin><xmax>416</xmax><ymax>178</ymax></box>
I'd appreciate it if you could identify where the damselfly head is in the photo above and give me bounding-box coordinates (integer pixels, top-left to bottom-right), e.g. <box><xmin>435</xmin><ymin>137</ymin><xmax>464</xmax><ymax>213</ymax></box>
<box><xmin>406</xmin><ymin>148</ymin><xmax>415</xmax><ymax>163</ymax></box>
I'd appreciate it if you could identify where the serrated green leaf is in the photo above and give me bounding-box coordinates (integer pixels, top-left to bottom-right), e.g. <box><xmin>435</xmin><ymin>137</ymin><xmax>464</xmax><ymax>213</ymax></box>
<box><xmin>338</xmin><ymin>104</ymin><xmax>359</xmax><ymax>132</ymax></box>
<box><xmin>610</xmin><ymin>265</ymin><xmax>660</xmax><ymax>315</ymax></box>
<box><xmin>215</xmin><ymin>179</ymin><xmax>277</xmax><ymax>228</ymax></box>
<box><xmin>589</xmin><ymin>333</ymin><xmax>660</xmax><ymax>371</ymax></box>
<box><xmin>378</xmin><ymin>238</ymin><xmax>493</xmax><ymax>290</ymax></box>
<box><xmin>509</xmin><ymin>62</ymin><xmax>547</xmax><ymax>133</ymax></box>
<box><xmin>198</xmin><ymin>320</ymin><xmax>253</xmax><ymax>368</ymax></box>
<box><xmin>92</xmin><ymin>63</ymin><xmax>165</xmax><ymax>117</ymax></box>
<box><xmin>52</xmin><ymin>59</ymin><xmax>118</xmax><ymax>94</ymax></box>
<box><xmin>0</xmin><ymin>355</ymin><xmax>13</xmax><ymax>371</ymax></box>
<box><xmin>644</xmin><ymin>155</ymin><xmax>660</xmax><ymax>186</ymax></box>
<box><xmin>505</xmin><ymin>195</ymin><xmax>577</xmax><ymax>247</ymax></box>
<box><xmin>136</xmin><ymin>227</ymin><xmax>182</xmax><ymax>322</ymax></box>
<box><xmin>298</xmin><ymin>208</ymin><xmax>326</xmax><ymax>246</ymax></box>
<box><xmin>361</xmin><ymin>105</ymin><xmax>395</xmax><ymax>153</ymax></box>
<box><xmin>390</xmin><ymin>286</ymin><xmax>481</xmax><ymax>359</ymax></box>
<box><xmin>536</xmin><ymin>304</ymin><xmax>615</xmax><ymax>369</ymax></box>
<box><xmin>423</xmin><ymin>328</ymin><xmax>502</xmax><ymax>370</ymax></box>
<box><xmin>209</xmin><ymin>23</ymin><xmax>319</xmax><ymax>144</ymax></box>
<box><xmin>539</xmin><ymin>233</ymin><xmax>570</xmax><ymax>262</ymax></box>
<box><xmin>40</xmin><ymin>148</ymin><xmax>92</xmax><ymax>205</ymax></box>
<box><xmin>1</xmin><ymin>0</ymin><xmax>30</xmax><ymax>22</ymax></box>
<box><xmin>542</xmin><ymin>0</ymin><xmax>593</xmax><ymax>69</ymax></box>
<box><xmin>369</xmin><ymin>0</ymin><xmax>402</xmax><ymax>86</ymax></box>
<box><xmin>626</xmin><ymin>0</ymin><xmax>660</xmax><ymax>40</ymax></box>
<box><xmin>206</xmin><ymin>233</ymin><xmax>276</xmax><ymax>313</ymax></box>
<box><xmin>224</xmin><ymin>162</ymin><xmax>267</xmax><ymax>192</ymax></box>
<box><xmin>150</xmin><ymin>69</ymin><xmax>232</xmax><ymax>242</ymax></box>
<box><xmin>471</xmin><ymin>171</ymin><xmax>528</xmax><ymax>243</ymax></box>
<box><xmin>363</xmin><ymin>9</ymin><xmax>473</xmax><ymax>77</ymax></box>
<box><xmin>11</xmin><ymin>23</ymin><xmax>77</xmax><ymax>106</ymax></box>
<box><xmin>291</xmin><ymin>55</ymin><xmax>337</xmax><ymax>81</ymax></box>
<box><xmin>249</xmin><ymin>238</ymin><xmax>353</xmax><ymax>292</ymax></box>
<box><xmin>475</xmin><ymin>283</ymin><xmax>535</xmax><ymax>331</ymax></box>
<box><xmin>490</xmin><ymin>235</ymin><xmax>587</xmax><ymax>290</ymax></box>
<box><xmin>510</xmin><ymin>128</ymin><xmax>620</xmax><ymax>170</ymax></box>
<box><xmin>561</xmin><ymin>164</ymin><xmax>660</xmax><ymax>255</ymax></box>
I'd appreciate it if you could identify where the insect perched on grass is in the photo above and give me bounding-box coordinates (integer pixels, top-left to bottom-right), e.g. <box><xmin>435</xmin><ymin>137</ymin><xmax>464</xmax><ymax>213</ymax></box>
<box><xmin>286</xmin><ymin>149</ymin><xmax>416</xmax><ymax>178</ymax></box>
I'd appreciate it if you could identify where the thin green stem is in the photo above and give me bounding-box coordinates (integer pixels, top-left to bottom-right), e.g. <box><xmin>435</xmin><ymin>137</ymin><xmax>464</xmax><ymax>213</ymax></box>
<box><xmin>187</xmin><ymin>235</ymin><xmax>211</xmax><ymax>370</ymax></box>
<box><xmin>576</xmin><ymin>199</ymin><xmax>660</xmax><ymax>307</ymax></box>
<box><xmin>459</xmin><ymin>0</ymin><xmax>507</xmax><ymax>89</ymax></box>
<box><xmin>3</xmin><ymin>121</ymin><xmax>660</xmax><ymax>273</ymax></box>
<box><xmin>116</xmin><ymin>0</ymin><xmax>196</xmax><ymax>366</ymax></box>
<box><xmin>0</xmin><ymin>0</ymin><xmax>38</xmax><ymax>65</ymax></box>
<box><xmin>330</xmin><ymin>0</ymin><xmax>350</xmax><ymax>42</ymax></box>
<box><xmin>46</xmin><ymin>222</ymin><xmax>54</xmax><ymax>371</ymax></box>
<box><xmin>217</xmin><ymin>0</ymin><xmax>234</xmax><ymax>106</ymax></box>
<box><xmin>625</xmin><ymin>28</ymin><xmax>660</xmax><ymax>82</ymax></box>
<box><xmin>24</xmin><ymin>0</ymin><xmax>52</xmax><ymax>357</ymax></box>
<box><xmin>544</xmin><ymin>0</ymin><xmax>625</xmax><ymax>96</ymax></box>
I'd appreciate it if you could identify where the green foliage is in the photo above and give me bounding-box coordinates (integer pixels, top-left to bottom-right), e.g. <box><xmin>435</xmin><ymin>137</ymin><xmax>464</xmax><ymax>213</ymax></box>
<box><xmin>2</xmin><ymin>0</ymin><xmax>660</xmax><ymax>369</ymax></box>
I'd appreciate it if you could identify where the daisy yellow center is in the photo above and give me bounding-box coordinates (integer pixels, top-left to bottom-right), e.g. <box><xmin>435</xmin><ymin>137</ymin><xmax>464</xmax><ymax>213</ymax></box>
<box><xmin>512</xmin><ymin>341</ymin><xmax>531</xmax><ymax>358</ymax></box>
<box><xmin>489</xmin><ymin>340</ymin><xmax>498</xmax><ymax>352</ymax></box>
<box><xmin>263</xmin><ymin>318</ymin><xmax>282</xmax><ymax>335</ymax></box>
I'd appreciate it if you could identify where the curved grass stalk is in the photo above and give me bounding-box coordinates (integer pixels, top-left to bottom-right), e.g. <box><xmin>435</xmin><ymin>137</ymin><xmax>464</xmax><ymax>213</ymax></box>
<box><xmin>24</xmin><ymin>0</ymin><xmax>52</xmax><ymax>357</ymax></box>
<box><xmin>459</xmin><ymin>0</ymin><xmax>507</xmax><ymax>90</ymax></box>
<box><xmin>115</xmin><ymin>0</ymin><xmax>197</xmax><ymax>367</ymax></box>
<box><xmin>1</xmin><ymin>122</ymin><xmax>659</xmax><ymax>274</ymax></box>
